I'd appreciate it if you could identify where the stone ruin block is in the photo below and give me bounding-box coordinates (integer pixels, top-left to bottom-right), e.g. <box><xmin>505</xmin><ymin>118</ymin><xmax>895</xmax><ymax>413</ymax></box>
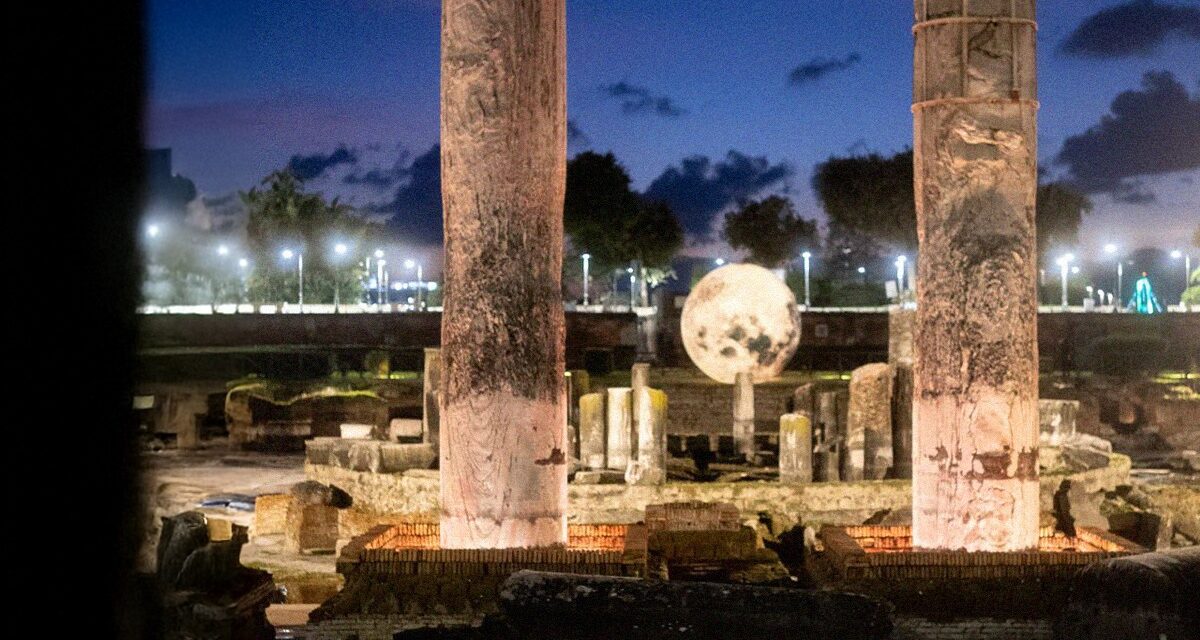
<box><xmin>285</xmin><ymin>481</ymin><xmax>351</xmax><ymax>554</ymax></box>
<box><xmin>1039</xmin><ymin>398</ymin><xmax>1080</xmax><ymax>445</ymax></box>
<box><xmin>645</xmin><ymin>501</ymin><xmax>741</xmax><ymax>533</ymax></box>
<box><xmin>779</xmin><ymin>412</ymin><xmax>813</xmax><ymax>484</ymax></box>
<box><xmin>847</xmin><ymin>363</ymin><xmax>894</xmax><ymax>481</ymax></box>
<box><xmin>319</xmin><ymin>439</ymin><xmax>437</xmax><ymax>473</ymax></box>
<box><xmin>578</xmin><ymin>392</ymin><xmax>606</xmax><ymax>469</ymax></box>
<box><xmin>251</xmin><ymin>493</ymin><xmax>290</xmax><ymax>539</ymax></box>
<box><xmin>388</xmin><ymin>418</ymin><xmax>423</xmax><ymax>441</ymax></box>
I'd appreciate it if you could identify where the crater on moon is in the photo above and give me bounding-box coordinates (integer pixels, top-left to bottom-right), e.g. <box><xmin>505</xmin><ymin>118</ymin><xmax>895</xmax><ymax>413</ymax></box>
<box><xmin>680</xmin><ymin>263</ymin><xmax>801</xmax><ymax>384</ymax></box>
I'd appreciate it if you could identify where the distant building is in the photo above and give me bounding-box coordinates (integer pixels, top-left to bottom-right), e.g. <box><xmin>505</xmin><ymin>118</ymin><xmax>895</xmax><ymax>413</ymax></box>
<box><xmin>143</xmin><ymin>147</ymin><xmax>196</xmax><ymax>216</ymax></box>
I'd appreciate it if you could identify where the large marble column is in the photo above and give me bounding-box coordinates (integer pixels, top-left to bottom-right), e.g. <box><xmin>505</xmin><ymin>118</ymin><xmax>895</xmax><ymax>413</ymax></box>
<box><xmin>912</xmin><ymin>0</ymin><xmax>1040</xmax><ymax>551</ymax></box>
<box><xmin>440</xmin><ymin>0</ymin><xmax>568</xmax><ymax>549</ymax></box>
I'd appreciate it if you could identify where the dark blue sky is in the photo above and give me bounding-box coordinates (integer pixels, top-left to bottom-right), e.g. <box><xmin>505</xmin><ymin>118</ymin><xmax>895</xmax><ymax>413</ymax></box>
<box><xmin>146</xmin><ymin>0</ymin><xmax>1200</xmax><ymax>253</ymax></box>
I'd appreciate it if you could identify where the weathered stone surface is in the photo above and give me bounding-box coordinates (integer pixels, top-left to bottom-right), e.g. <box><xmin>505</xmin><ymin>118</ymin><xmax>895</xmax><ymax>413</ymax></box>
<box><xmin>912</xmin><ymin>0</ymin><xmax>1040</xmax><ymax>551</ymax></box>
<box><xmin>390</xmin><ymin>418</ymin><xmax>423</xmax><ymax>441</ymax></box>
<box><xmin>379</xmin><ymin>442</ymin><xmax>437</xmax><ymax>472</ymax></box>
<box><xmin>1055</xmin><ymin>547</ymin><xmax>1200</xmax><ymax>640</ymax></box>
<box><xmin>849</xmin><ymin>363</ymin><xmax>894</xmax><ymax>480</ymax></box>
<box><xmin>578</xmin><ymin>392</ymin><xmax>606</xmax><ymax>469</ymax></box>
<box><xmin>439</xmin><ymin>0</ymin><xmax>568</xmax><ymax>548</ymax></box>
<box><xmin>733</xmin><ymin>371</ymin><xmax>755</xmax><ymax>462</ymax></box>
<box><xmin>289</xmin><ymin>480</ymin><xmax>352</xmax><ymax>508</ymax></box>
<box><xmin>887</xmin><ymin>305</ymin><xmax>914</xmax><ymax>366</ymax></box>
<box><xmin>498</xmin><ymin>570</ymin><xmax>893</xmax><ymax>640</ymax></box>
<box><xmin>626</xmin><ymin>388</ymin><xmax>667</xmax><ymax>485</ymax></box>
<box><xmin>572</xmin><ymin>469</ymin><xmax>626</xmax><ymax>485</ymax></box>
<box><xmin>891</xmin><ymin>363</ymin><xmax>914</xmax><ymax>479</ymax></box>
<box><xmin>1039</xmin><ymin>398</ymin><xmax>1079</xmax><ymax>445</ymax></box>
<box><xmin>605</xmin><ymin>387</ymin><xmax>632</xmax><ymax>470</ymax></box>
<box><xmin>1107</xmin><ymin>510</ymin><xmax>1174</xmax><ymax>552</ymax></box>
<box><xmin>779</xmin><ymin>413</ymin><xmax>813</xmax><ymax>484</ymax></box>
<box><xmin>422</xmin><ymin>347</ymin><xmax>440</xmax><ymax>449</ymax></box>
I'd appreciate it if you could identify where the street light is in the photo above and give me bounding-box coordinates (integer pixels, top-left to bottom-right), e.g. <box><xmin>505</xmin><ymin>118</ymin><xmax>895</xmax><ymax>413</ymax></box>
<box><xmin>1172</xmin><ymin>250</ymin><xmax>1191</xmax><ymax>304</ymax></box>
<box><xmin>627</xmin><ymin>266</ymin><xmax>636</xmax><ymax>308</ymax></box>
<box><xmin>281</xmin><ymin>248</ymin><xmax>303</xmax><ymax>310</ymax></box>
<box><xmin>714</xmin><ymin>257</ymin><xmax>726</xmax><ymax>266</ymax></box>
<box><xmin>404</xmin><ymin>259</ymin><xmax>424</xmax><ymax>310</ymax></box>
<box><xmin>147</xmin><ymin>224</ymin><xmax>160</xmax><ymax>238</ymax></box>
<box><xmin>333</xmin><ymin>243</ymin><xmax>349</xmax><ymax>312</ymax></box>
<box><xmin>801</xmin><ymin>251</ymin><xmax>812</xmax><ymax>307</ymax></box>
<box><xmin>894</xmin><ymin>255</ymin><xmax>907</xmax><ymax>300</ymax></box>
<box><xmin>857</xmin><ymin>265</ymin><xmax>866</xmax><ymax>284</ymax></box>
<box><xmin>581</xmin><ymin>253</ymin><xmax>591</xmax><ymax>305</ymax></box>
<box><xmin>217</xmin><ymin>244</ymin><xmax>229</xmax><ymax>257</ymax></box>
<box><xmin>1056</xmin><ymin>253</ymin><xmax>1074</xmax><ymax>308</ymax></box>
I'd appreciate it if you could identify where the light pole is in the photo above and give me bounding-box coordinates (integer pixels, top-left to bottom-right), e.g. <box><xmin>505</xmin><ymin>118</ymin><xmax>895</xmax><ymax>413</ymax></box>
<box><xmin>627</xmin><ymin>266</ymin><xmax>636</xmax><ymax>308</ymax></box>
<box><xmin>334</xmin><ymin>243</ymin><xmax>348</xmax><ymax>312</ymax></box>
<box><xmin>581</xmin><ymin>253</ymin><xmax>591</xmax><ymax>305</ymax></box>
<box><xmin>405</xmin><ymin>259</ymin><xmax>424</xmax><ymax>310</ymax></box>
<box><xmin>1056</xmin><ymin>253</ymin><xmax>1074</xmax><ymax>308</ymax></box>
<box><xmin>282</xmin><ymin>249</ymin><xmax>304</xmax><ymax>311</ymax></box>
<box><xmin>377</xmin><ymin>258</ymin><xmax>387</xmax><ymax>309</ymax></box>
<box><xmin>895</xmin><ymin>255</ymin><xmax>907</xmax><ymax>301</ymax></box>
<box><xmin>857</xmin><ymin>265</ymin><xmax>866</xmax><ymax>285</ymax></box>
<box><xmin>1171</xmin><ymin>250</ymin><xmax>1191</xmax><ymax>304</ymax></box>
<box><xmin>801</xmin><ymin>251</ymin><xmax>811</xmax><ymax>307</ymax></box>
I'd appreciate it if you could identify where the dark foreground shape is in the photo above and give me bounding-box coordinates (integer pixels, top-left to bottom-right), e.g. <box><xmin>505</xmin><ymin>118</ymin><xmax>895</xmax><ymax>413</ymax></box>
<box><xmin>1055</xmin><ymin>547</ymin><xmax>1200</xmax><ymax>640</ymax></box>
<box><xmin>497</xmin><ymin>570</ymin><xmax>893</xmax><ymax>640</ymax></box>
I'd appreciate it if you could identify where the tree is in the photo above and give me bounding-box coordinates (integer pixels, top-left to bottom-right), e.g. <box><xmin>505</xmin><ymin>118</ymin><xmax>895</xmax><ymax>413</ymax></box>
<box><xmin>811</xmin><ymin>150</ymin><xmax>1092</xmax><ymax>260</ymax></box>
<box><xmin>811</xmin><ymin>151</ymin><xmax>916</xmax><ymax>253</ymax></box>
<box><xmin>242</xmin><ymin>171</ymin><xmax>368</xmax><ymax>304</ymax></box>
<box><xmin>722</xmin><ymin>195</ymin><xmax>817</xmax><ymax>268</ymax></box>
<box><xmin>564</xmin><ymin>152</ymin><xmax>684</xmax><ymax>304</ymax></box>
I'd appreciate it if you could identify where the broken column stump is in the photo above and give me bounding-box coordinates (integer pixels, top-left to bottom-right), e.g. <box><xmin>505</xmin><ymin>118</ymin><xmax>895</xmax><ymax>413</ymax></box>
<box><xmin>605</xmin><ymin>387</ymin><xmax>632</xmax><ymax>471</ymax></box>
<box><xmin>733</xmin><ymin>371</ymin><xmax>755</xmax><ymax>463</ymax></box>
<box><xmin>578</xmin><ymin>392</ymin><xmax>606</xmax><ymax>470</ymax></box>
<box><xmin>779</xmin><ymin>412</ymin><xmax>813</xmax><ymax>484</ymax></box>
<box><xmin>626</xmin><ymin>388</ymin><xmax>667</xmax><ymax>486</ymax></box>
<box><xmin>848</xmin><ymin>363</ymin><xmax>894</xmax><ymax>480</ymax></box>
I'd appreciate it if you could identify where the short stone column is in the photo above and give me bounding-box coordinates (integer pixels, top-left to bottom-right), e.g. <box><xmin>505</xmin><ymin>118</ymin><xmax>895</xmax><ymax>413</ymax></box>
<box><xmin>849</xmin><ymin>363</ymin><xmax>895</xmax><ymax>480</ymax></box>
<box><xmin>630</xmin><ymin>363</ymin><xmax>650</xmax><ymax>460</ymax></box>
<box><xmin>816</xmin><ymin>391</ymin><xmax>841</xmax><ymax>481</ymax></box>
<box><xmin>1038</xmin><ymin>399</ymin><xmax>1079</xmax><ymax>445</ymax></box>
<box><xmin>779</xmin><ymin>413</ymin><xmax>813</xmax><ymax>484</ymax></box>
<box><xmin>605</xmin><ymin>387</ymin><xmax>632</xmax><ymax>471</ymax></box>
<box><xmin>579</xmin><ymin>392</ymin><xmax>606</xmax><ymax>469</ymax></box>
<box><xmin>422</xmin><ymin>347</ymin><xmax>440</xmax><ymax>452</ymax></box>
<box><xmin>626</xmin><ymin>389</ymin><xmax>668</xmax><ymax>485</ymax></box>
<box><xmin>733</xmin><ymin>371</ymin><xmax>755</xmax><ymax>462</ymax></box>
<box><xmin>888</xmin><ymin>305</ymin><xmax>915</xmax><ymax>366</ymax></box>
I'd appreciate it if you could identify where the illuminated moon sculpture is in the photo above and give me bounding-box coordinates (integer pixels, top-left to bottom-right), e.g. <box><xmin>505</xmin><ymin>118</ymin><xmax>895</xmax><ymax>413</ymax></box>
<box><xmin>681</xmin><ymin>263</ymin><xmax>801</xmax><ymax>384</ymax></box>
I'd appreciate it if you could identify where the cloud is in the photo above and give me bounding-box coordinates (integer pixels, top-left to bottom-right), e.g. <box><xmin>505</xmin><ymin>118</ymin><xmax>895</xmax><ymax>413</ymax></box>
<box><xmin>344</xmin><ymin>150</ymin><xmax>411</xmax><ymax>190</ymax></box>
<box><xmin>286</xmin><ymin>145</ymin><xmax>358</xmax><ymax>181</ymax></box>
<box><xmin>1056</xmin><ymin>71</ymin><xmax>1200</xmax><ymax>202</ymax></box>
<box><xmin>568</xmin><ymin>120</ymin><xmax>589</xmax><ymax>147</ymax></box>
<box><xmin>644</xmin><ymin>151</ymin><xmax>793</xmax><ymax>235</ymax></box>
<box><xmin>1061</xmin><ymin>0</ymin><xmax>1200</xmax><ymax>58</ymax></box>
<box><xmin>370</xmin><ymin>145</ymin><xmax>443</xmax><ymax>245</ymax></box>
<box><xmin>788</xmin><ymin>52</ymin><xmax>861</xmax><ymax>86</ymax></box>
<box><xmin>601</xmin><ymin>82</ymin><xmax>686</xmax><ymax>117</ymax></box>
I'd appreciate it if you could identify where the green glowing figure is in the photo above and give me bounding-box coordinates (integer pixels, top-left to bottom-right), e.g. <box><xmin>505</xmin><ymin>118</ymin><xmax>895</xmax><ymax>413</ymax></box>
<box><xmin>1126</xmin><ymin>273</ymin><xmax>1163</xmax><ymax>314</ymax></box>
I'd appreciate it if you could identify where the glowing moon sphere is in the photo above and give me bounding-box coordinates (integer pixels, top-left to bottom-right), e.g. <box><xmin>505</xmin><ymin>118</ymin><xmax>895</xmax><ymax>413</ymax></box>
<box><xmin>681</xmin><ymin>264</ymin><xmax>801</xmax><ymax>384</ymax></box>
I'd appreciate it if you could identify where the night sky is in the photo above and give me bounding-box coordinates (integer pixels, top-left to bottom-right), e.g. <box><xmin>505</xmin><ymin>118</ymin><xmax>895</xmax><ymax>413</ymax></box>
<box><xmin>147</xmin><ymin>0</ymin><xmax>1200</xmax><ymax>258</ymax></box>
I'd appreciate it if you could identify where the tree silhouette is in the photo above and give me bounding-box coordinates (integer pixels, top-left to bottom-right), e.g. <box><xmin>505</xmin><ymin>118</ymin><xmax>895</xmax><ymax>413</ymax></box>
<box><xmin>722</xmin><ymin>195</ymin><xmax>817</xmax><ymax>268</ymax></box>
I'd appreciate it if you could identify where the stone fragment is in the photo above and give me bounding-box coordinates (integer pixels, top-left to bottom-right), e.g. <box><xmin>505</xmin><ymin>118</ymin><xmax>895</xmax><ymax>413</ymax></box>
<box><xmin>733</xmin><ymin>371</ymin><xmax>755</xmax><ymax>462</ymax></box>
<box><xmin>890</xmin><ymin>363</ymin><xmax>913</xmax><ymax>479</ymax></box>
<box><xmin>848</xmin><ymin>363</ymin><xmax>894</xmax><ymax>480</ymax></box>
<box><xmin>571</xmin><ymin>469</ymin><xmax>625</xmax><ymax>485</ymax></box>
<box><xmin>578</xmin><ymin>392</ymin><xmax>606</xmax><ymax>469</ymax></box>
<box><xmin>605</xmin><ymin>387</ymin><xmax>632</xmax><ymax>471</ymax></box>
<box><xmin>626</xmin><ymin>388</ymin><xmax>668</xmax><ymax>486</ymax></box>
<box><xmin>1038</xmin><ymin>399</ymin><xmax>1079</xmax><ymax>445</ymax></box>
<box><xmin>779</xmin><ymin>413</ymin><xmax>813</xmax><ymax>484</ymax></box>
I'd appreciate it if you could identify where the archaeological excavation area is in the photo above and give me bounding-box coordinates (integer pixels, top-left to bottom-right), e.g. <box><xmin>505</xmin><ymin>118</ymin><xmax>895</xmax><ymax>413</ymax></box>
<box><xmin>127</xmin><ymin>1</ymin><xmax>1200</xmax><ymax>640</ymax></box>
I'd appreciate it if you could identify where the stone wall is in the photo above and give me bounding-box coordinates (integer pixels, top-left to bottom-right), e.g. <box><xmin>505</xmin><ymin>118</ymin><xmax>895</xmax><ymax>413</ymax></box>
<box><xmin>306</xmin><ymin>453</ymin><xmax>1131</xmax><ymax>534</ymax></box>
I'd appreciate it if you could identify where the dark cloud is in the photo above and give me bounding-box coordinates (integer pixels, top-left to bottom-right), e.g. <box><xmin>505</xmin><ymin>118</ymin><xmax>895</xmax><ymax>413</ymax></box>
<box><xmin>1056</xmin><ymin>71</ymin><xmax>1200</xmax><ymax>203</ymax></box>
<box><xmin>644</xmin><ymin>151</ymin><xmax>793</xmax><ymax>235</ymax></box>
<box><xmin>344</xmin><ymin>151</ymin><xmax>411</xmax><ymax>189</ymax></box>
<box><xmin>1061</xmin><ymin>0</ymin><xmax>1200</xmax><ymax>58</ymax></box>
<box><xmin>788</xmin><ymin>53</ymin><xmax>861</xmax><ymax>86</ymax></box>
<box><xmin>568</xmin><ymin>120</ymin><xmax>589</xmax><ymax>147</ymax></box>
<box><xmin>371</xmin><ymin>145</ymin><xmax>443</xmax><ymax>245</ymax></box>
<box><xmin>602</xmin><ymin>82</ymin><xmax>686</xmax><ymax>117</ymax></box>
<box><xmin>286</xmin><ymin>145</ymin><xmax>357</xmax><ymax>181</ymax></box>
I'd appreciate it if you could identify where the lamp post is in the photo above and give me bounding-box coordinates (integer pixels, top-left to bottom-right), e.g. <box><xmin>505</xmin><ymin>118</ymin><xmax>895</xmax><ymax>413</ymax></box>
<box><xmin>377</xmin><ymin>258</ymin><xmax>387</xmax><ymax>309</ymax></box>
<box><xmin>581</xmin><ymin>253</ymin><xmax>591</xmax><ymax>305</ymax></box>
<box><xmin>627</xmin><ymin>267</ymin><xmax>636</xmax><ymax>308</ymax></box>
<box><xmin>281</xmin><ymin>249</ymin><xmax>303</xmax><ymax>311</ymax></box>
<box><xmin>1056</xmin><ymin>253</ymin><xmax>1074</xmax><ymax>308</ymax></box>
<box><xmin>895</xmin><ymin>255</ymin><xmax>907</xmax><ymax>300</ymax></box>
<box><xmin>334</xmin><ymin>243</ymin><xmax>348</xmax><ymax>312</ymax></box>
<box><xmin>405</xmin><ymin>259</ymin><xmax>424</xmax><ymax>310</ymax></box>
<box><xmin>801</xmin><ymin>251</ymin><xmax>812</xmax><ymax>307</ymax></box>
<box><xmin>857</xmin><ymin>265</ymin><xmax>866</xmax><ymax>285</ymax></box>
<box><xmin>1171</xmin><ymin>250</ymin><xmax>1191</xmax><ymax>304</ymax></box>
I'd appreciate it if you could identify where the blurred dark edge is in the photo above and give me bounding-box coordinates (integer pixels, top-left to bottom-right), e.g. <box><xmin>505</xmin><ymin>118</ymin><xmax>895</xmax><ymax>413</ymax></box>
<box><xmin>13</xmin><ymin>1</ymin><xmax>147</xmax><ymax>636</ymax></box>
